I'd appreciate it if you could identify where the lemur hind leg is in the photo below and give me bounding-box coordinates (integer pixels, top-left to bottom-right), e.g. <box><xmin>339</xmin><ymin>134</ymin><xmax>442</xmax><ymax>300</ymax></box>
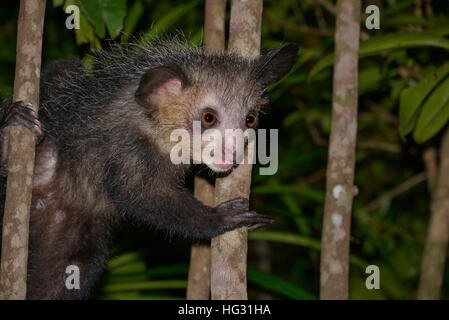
<box><xmin>26</xmin><ymin>204</ymin><xmax>110</xmax><ymax>300</ymax></box>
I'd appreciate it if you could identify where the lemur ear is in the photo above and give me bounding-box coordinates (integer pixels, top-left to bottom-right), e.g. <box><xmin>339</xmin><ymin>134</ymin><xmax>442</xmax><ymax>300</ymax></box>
<box><xmin>252</xmin><ymin>43</ymin><xmax>299</xmax><ymax>88</ymax></box>
<box><xmin>135</xmin><ymin>66</ymin><xmax>186</xmax><ymax>107</ymax></box>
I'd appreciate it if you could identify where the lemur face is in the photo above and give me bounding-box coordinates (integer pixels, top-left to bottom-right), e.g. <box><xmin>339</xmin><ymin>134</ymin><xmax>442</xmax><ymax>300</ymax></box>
<box><xmin>134</xmin><ymin>43</ymin><xmax>298</xmax><ymax>172</ymax></box>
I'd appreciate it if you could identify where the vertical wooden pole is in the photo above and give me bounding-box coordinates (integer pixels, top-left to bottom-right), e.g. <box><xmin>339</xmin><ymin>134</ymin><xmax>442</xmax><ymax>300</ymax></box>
<box><xmin>320</xmin><ymin>0</ymin><xmax>360</xmax><ymax>300</ymax></box>
<box><xmin>0</xmin><ymin>0</ymin><xmax>46</xmax><ymax>300</ymax></box>
<box><xmin>210</xmin><ymin>0</ymin><xmax>262</xmax><ymax>300</ymax></box>
<box><xmin>187</xmin><ymin>0</ymin><xmax>226</xmax><ymax>300</ymax></box>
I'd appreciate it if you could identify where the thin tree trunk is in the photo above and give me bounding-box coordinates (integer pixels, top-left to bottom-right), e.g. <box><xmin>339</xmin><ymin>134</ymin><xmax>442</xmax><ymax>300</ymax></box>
<box><xmin>186</xmin><ymin>0</ymin><xmax>226</xmax><ymax>300</ymax></box>
<box><xmin>320</xmin><ymin>0</ymin><xmax>360</xmax><ymax>300</ymax></box>
<box><xmin>210</xmin><ymin>0</ymin><xmax>262</xmax><ymax>300</ymax></box>
<box><xmin>203</xmin><ymin>0</ymin><xmax>226</xmax><ymax>53</ymax></box>
<box><xmin>422</xmin><ymin>148</ymin><xmax>437</xmax><ymax>196</ymax></box>
<box><xmin>187</xmin><ymin>177</ymin><xmax>215</xmax><ymax>300</ymax></box>
<box><xmin>417</xmin><ymin>130</ymin><xmax>449</xmax><ymax>300</ymax></box>
<box><xmin>0</xmin><ymin>0</ymin><xmax>46</xmax><ymax>300</ymax></box>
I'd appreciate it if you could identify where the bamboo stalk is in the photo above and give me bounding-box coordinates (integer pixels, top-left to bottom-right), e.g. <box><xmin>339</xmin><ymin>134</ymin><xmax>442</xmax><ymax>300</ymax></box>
<box><xmin>210</xmin><ymin>0</ymin><xmax>263</xmax><ymax>300</ymax></box>
<box><xmin>0</xmin><ymin>0</ymin><xmax>47</xmax><ymax>300</ymax></box>
<box><xmin>187</xmin><ymin>0</ymin><xmax>226</xmax><ymax>300</ymax></box>
<box><xmin>320</xmin><ymin>0</ymin><xmax>360</xmax><ymax>300</ymax></box>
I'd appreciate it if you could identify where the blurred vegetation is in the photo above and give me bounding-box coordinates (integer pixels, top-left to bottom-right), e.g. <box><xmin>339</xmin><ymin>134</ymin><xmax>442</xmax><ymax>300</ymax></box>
<box><xmin>1</xmin><ymin>0</ymin><xmax>449</xmax><ymax>299</ymax></box>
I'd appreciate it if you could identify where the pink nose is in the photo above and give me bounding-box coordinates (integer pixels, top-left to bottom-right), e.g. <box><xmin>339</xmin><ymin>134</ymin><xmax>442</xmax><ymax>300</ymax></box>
<box><xmin>215</xmin><ymin>162</ymin><xmax>232</xmax><ymax>169</ymax></box>
<box><xmin>215</xmin><ymin>145</ymin><xmax>233</xmax><ymax>168</ymax></box>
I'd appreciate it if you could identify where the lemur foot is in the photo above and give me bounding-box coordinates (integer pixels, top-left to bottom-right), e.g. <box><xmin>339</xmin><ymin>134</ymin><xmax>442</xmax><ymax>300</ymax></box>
<box><xmin>1</xmin><ymin>101</ymin><xmax>43</xmax><ymax>166</ymax></box>
<box><xmin>217</xmin><ymin>197</ymin><xmax>276</xmax><ymax>232</ymax></box>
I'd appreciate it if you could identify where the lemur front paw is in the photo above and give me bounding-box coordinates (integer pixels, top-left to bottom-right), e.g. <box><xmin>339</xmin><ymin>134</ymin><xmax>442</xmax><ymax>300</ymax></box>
<box><xmin>1</xmin><ymin>101</ymin><xmax>43</xmax><ymax>166</ymax></box>
<box><xmin>216</xmin><ymin>197</ymin><xmax>276</xmax><ymax>231</ymax></box>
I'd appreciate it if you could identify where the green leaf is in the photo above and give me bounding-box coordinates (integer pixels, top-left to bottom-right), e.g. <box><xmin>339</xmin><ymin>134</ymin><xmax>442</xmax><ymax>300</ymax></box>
<box><xmin>53</xmin><ymin>0</ymin><xmax>64</xmax><ymax>7</ymax></box>
<box><xmin>74</xmin><ymin>6</ymin><xmax>96</xmax><ymax>46</ymax></box>
<box><xmin>123</xmin><ymin>0</ymin><xmax>144</xmax><ymax>38</ymax></box>
<box><xmin>252</xmin><ymin>184</ymin><xmax>325</xmax><ymax>203</ymax></box>
<box><xmin>247</xmin><ymin>267</ymin><xmax>317</xmax><ymax>300</ymax></box>
<box><xmin>359</xmin><ymin>66</ymin><xmax>382</xmax><ymax>95</ymax></box>
<box><xmin>143</xmin><ymin>0</ymin><xmax>202</xmax><ymax>40</ymax></box>
<box><xmin>191</xmin><ymin>27</ymin><xmax>204</xmax><ymax>46</ymax></box>
<box><xmin>282</xmin><ymin>111</ymin><xmax>302</xmax><ymax>127</ymax></box>
<box><xmin>413</xmin><ymin>76</ymin><xmax>449</xmax><ymax>143</ymax></box>
<box><xmin>103</xmin><ymin>0</ymin><xmax>126</xmax><ymax>38</ymax></box>
<box><xmin>381</xmin><ymin>0</ymin><xmax>418</xmax><ymax>17</ymax></box>
<box><xmin>427</xmin><ymin>24</ymin><xmax>449</xmax><ymax>36</ymax></box>
<box><xmin>391</xmin><ymin>78</ymin><xmax>408</xmax><ymax>101</ymax></box>
<box><xmin>399</xmin><ymin>62</ymin><xmax>449</xmax><ymax>137</ymax></box>
<box><xmin>382</xmin><ymin>14</ymin><xmax>428</xmax><ymax>28</ymax></box>
<box><xmin>248</xmin><ymin>231</ymin><xmax>321</xmax><ymax>250</ymax></box>
<box><xmin>108</xmin><ymin>264</ymin><xmax>189</xmax><ymax>278</ymax></box>
<box><xmin>100</xmin><ymin>292</ymin><xmax>183</xmax><ymax>300</ymax></box>
<box><xmin>108</xmin><ymin>261</ymin><xmax>147</xmax><ymax>275</ymax></box>
<box><xmin>107</xmin><ymin>251</ymin><xmax>142</xmax><ymax>269</ymax></box>
<box><xmin>78</xmin><ymin>0</ymin><xmax>126</xmax><ymax>40</ymax></box>
<box><xmin>309</xmin><ymin>33</ymin><xmax>449</xmax><ymax>80</ymax></box>
<box><xmin>253</xmin><ymin>149</ymin><xmax>327</xmax><ymax>183</ymax></box>
<box><xmin>249</xmin><ymin>231</ymin><xmax>367</xmax><ymax>268</ymax></box>
<box><xmin>80</xmin><ymin>0</ymin><xmax>105</xmax><ymax>38</ymax></box>
<box><xmin>101</xmin><ymin>280</ymin><xmax>187</xmax><ymax>293</ymax></box>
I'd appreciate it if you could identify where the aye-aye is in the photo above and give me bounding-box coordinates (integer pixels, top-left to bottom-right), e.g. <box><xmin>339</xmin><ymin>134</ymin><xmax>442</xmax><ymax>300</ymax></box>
<box><xmin>0</xmin><ymin>39</ymin><xmax>298</xmax><ymax>299</ymax></box>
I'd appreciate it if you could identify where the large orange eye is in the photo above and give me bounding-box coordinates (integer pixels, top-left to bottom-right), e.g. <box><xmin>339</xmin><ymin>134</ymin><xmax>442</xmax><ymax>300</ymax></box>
<box><xmin>246</xmin><ymin>112</ymin><xmax>257</xmax><ymax>128</ymax></box>
<box><xmin>201</xmin><ymin>111</ymin><xmax>217</xmax><ymax>127</ymax></box>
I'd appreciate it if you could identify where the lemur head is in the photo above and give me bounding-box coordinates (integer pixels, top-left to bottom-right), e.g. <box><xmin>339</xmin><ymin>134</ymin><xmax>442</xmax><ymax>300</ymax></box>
<box><xmin>135</xmin><ymin>43</ymin><xmax>298</xmax><ymax>173</ymax></box>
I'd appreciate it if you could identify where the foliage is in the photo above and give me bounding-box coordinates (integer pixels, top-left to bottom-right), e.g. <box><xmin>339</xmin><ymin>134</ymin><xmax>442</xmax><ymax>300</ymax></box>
<box><xmin>1</xmin><ymin>0</ymin><xmax>449</xmax><ymax>300</ymax></box>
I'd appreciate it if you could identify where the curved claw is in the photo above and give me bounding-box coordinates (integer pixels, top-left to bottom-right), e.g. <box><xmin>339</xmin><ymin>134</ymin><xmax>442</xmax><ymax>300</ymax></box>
<box><xmin>236</xmin><ymin>211</ymin><xmax>276</xmax><ymax>230</ymax></box>
<box><xmin>217</xmin><ymin>197</ymin><xmax>276</xmax><ymax>232</ymax></box>
<box><xmin>0</xmin><ymin>101</ymin><xmax>43</xmax><ymax>171</ymax></box>
<box><xmin>2</xmin><ymin>101</ymin><xmax>42</xmax><ymax>137</ymax></box>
